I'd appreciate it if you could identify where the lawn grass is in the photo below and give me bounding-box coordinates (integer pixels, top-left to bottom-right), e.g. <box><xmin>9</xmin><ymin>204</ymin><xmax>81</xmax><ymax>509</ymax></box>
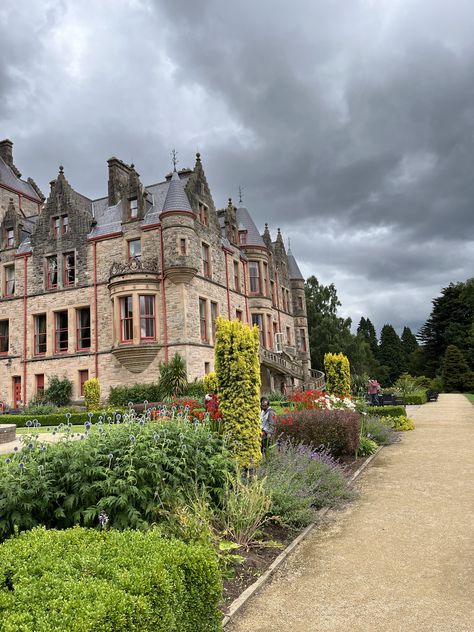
<box><xmin>16</xmin><ymin>425</ymin><xmax>88</xmax><ymax>435</ymax></box>
<box><xmin>464</xmin><ymin>393</ymin><xmax>474</xmax><ymax>405</ymax></box>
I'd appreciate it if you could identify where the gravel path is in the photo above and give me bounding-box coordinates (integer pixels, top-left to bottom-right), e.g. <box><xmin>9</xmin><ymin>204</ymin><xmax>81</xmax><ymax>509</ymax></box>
<box><xmin>227</xmin><ymin>394</ymin><xmax>474</xmax><ymax>632</ymax></box>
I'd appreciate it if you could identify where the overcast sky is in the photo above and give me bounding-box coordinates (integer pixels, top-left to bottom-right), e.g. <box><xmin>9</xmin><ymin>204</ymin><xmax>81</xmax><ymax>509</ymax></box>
<box><xmin>1</xmin><ymin>0</ymin><xmax>473</xmax><ymax>337</ymax></box>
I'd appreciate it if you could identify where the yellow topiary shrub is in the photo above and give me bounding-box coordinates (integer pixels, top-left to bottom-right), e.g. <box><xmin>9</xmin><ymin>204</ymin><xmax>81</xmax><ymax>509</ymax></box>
<box><xmin>204</xmin><ymin>372</ymin><xmax>218</xmax><ymax>394</ymax></box>
<box><xmin>324</xmin><ymin>352</ymin><xmax>350</xmax><ymax>396</ymax></box>
<box><xmin>214</xmin><ymin>317</ymin><xmax>262</xmax><ymax>468</ymax></box>
<box><xmin>389</xmin><ymin>415</ymin><xmax>415</xmax><ymax>431</ymax></box>
<box><xmin>83</xmin><ymin>377</ymin><xmax>100</xmax><ymax>411</ymax></box>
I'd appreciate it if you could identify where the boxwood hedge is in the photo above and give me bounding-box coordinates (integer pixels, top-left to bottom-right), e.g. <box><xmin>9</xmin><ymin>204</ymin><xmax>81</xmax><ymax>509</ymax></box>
<box><xmin>0</xmin><ymin>526</ymin><xmax>222</xmax><ymax>632</ymax></box>
<box><xmin>0</xmin><ymin>411</ymin><xmax>124</xmax><ymax>428</ymax></box>
<box><xmin>404</xmin><ymin>391</ymin><xmax>428</xmax><ymax>405</ymax></box>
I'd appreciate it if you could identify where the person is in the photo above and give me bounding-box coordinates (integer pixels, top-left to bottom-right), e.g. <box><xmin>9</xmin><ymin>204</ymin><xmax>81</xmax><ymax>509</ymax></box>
<box><xmin>367</xmin><ymin>378</ymin><xmax>381</xmax><ymax>406</ymax></box>
<box><xmin>260</xmin><ymin>397</ymin><xmax>277</xmax><ymax>453</ymax></box>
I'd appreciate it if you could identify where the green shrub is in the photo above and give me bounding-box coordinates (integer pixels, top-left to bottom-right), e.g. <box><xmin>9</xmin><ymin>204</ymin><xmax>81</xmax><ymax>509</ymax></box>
<box><xmin>362</xmin><ymin>416</ymin><xmax>398</xmax><ymax>445</ymax></box>
<box><xmin>108</xmin><ymin>382</ymin><xmax>162</xmax><ymax>406</ymax></box>
<box><xmin>0</xmin><ymin>418</ymin><xmax>233</xmax><ymax>540</ymax></box>
<box><xmin>23</xmin><ymin>401</ymin><xmax>58</xmax><ymax>415</ymax></box>
<box><xmin>182</xmin><ymin>379</ymin><xmax>206</xmax><ymax>399</ymax></box>
<box><xmin>43</xmin><ymin>375</ymin><xmax>73</xmax><ymax>407</ymax></box>
<box><xmin>84</xmin><ymin>377</ymin><xmax>101</xmax><ymax>411</ymax></box>
<box><xmin>357</xmin><ymin>435</ymin><xmax>378</xmax><ymax>456</ymax></box>
<box><xmin>159</xmin><ymin>353</ymin><xmax>188</xmax><ymax>399</ymax></box>
<box><xmin>260</xmin><ymin>440</ymin><xmax>352</xmax><ymax>528</ymax></box>
<box><xmin>324</xmin><ymin>352</ymin><xmax>351</xmax><ymax>395</ymax></box>
<box><xmin>204</xmin><ymin>372</ymin><xmax>219</xmax><ymax>394</ymax></box>
<box><xmin>215</xmin><ymin>318</ymin><xmax>262</xmax><ymax>468</ymax></box>
<box><xmin>388</xmin><ymin>415</ymin><xmax>415</xmax><ymax>431</ymax></box>
<box><xmin>0</xmin><ymin>526</ymin><xmax>222</xmax><ymax>632</ymax></box>
<box><xmin>442</xmin><ymin>345</ymin><xmax>473</xmax><ymax>392</ymax></box>
<box><xmin>0</xmin><ymin>411</ymin><xmax>123</xmax><ymax>428</ymax></box>
<box><xmin>374</xmin><ymin>405</ymin><xmax>406</xmax><ymax>418</ymax></box>
<box><xmin>276</xmin><ymin>409</ymin><xmax>360</xmax><ymax>457</ymax></box>
<box><xmin>404</xmin><ymin>391</ymin><xmax>428</xmax><ymax>405</ymax></box>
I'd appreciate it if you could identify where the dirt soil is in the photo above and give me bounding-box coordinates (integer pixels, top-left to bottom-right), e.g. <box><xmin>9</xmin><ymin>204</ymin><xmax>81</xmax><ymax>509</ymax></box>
<box><xmin>226</xmin><ymin>394</ymin><xmax>474</xmax><ymax>632</ymax></box>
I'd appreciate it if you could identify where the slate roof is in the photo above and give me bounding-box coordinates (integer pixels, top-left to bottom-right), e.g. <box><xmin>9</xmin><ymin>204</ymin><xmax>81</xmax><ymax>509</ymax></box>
<box><xmin>89</xmin><ymin>199</ymin><xmax>122</xmax><ymax>238</ymax></box>
<box><xmin>0</xmin><ymin>156</ymin><xmax>42</xmax><ymax>200</ymax></box>
<box><xmin>161</xmin><ymin>170</ymin><xmax>193</xmax><ymax>213</ymax></box>
<box><xmin>287</xmin><ymin>247</ymin><xmax>305</xmax><ymax>280</ymax></box>
<box><xmin>235</xmin><ymin>205</ymin><xmax>266</xmax><ymax>247</ymax></box>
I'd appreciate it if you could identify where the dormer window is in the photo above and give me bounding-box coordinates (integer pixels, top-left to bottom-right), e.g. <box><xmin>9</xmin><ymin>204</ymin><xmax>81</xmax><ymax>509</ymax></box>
<box><xmin>129</xmin><ymin>198</ymin><xmax>138</xmax><ymax>219</ymax></box>
<box><xmin>52</xmin><ymin>215</ymin><xmax>68</xmax><ymax>237</ymax></box>
<box><xmin>6</xmin><ymin>229</ymin><xmax>14</xmax><ymax>248</ymax></box>
<box><xmin>199</xmin><ymin>202</ymin><xmax>209</xmax><ymax>226</ymax></box>
<box><xmin>239</xmin><ymin>230</ymin><xmax>247</xmax><ymax>245</ymax></box>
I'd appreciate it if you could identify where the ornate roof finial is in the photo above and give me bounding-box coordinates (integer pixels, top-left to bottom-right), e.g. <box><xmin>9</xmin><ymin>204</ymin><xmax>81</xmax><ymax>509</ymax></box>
<box><xmin>59</xmin><ymin>165</ymin><xmax>64</xmax><ymax>174</ymax></box>
<box><xmin>238</xmin><ymin>185</ymin><xmax>243</xmax><ymax>205</ymax></box>
<box><xmin>196</xmin><ymin>151</ymin><xmax>201</xmax><ymax>162</ymax></box>
<box><xmin>171</xmin><ymin>149</ymin><xmax>178</xmax><ymax>172</ymax></box>
<box><xmin>228</xmin><ymin>197</ymin><xmax>233</xmax><ymax>207</ymax></box>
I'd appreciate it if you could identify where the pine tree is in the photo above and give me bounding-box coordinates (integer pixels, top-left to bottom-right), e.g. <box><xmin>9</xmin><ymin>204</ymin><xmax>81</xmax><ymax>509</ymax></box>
<box><xmin>401</xmin><ymin>326</ymin><xmax>418</xmax><ymax>372</ymax></box>
<box><xmin>442</xmin><ymin>345</ymin><xmax>473</xmax><ymax>392</ymax></box>
<box><xmin>378</xmin><ymin>324</ymin><xmax>405</xmax><ymax>384</ymax></box>
<box><xmin>357</xmin><ymin>317</ymin><xmax>378</xmax><ymax>355</ymax></box>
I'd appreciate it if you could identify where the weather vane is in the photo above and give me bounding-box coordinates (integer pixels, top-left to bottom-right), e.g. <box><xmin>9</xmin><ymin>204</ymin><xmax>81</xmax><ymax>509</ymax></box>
<box><xmin>171</xmin><ymin>149</ymin><xmax>178</xmax><ymax>172</ymax></box>
<box><xmin>238</xmin><ymin>185</ymin><xmax>244</xmax><ymax>204</ymax></box>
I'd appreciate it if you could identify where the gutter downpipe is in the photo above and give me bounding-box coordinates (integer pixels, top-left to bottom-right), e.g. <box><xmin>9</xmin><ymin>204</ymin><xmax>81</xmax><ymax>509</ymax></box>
<box><xmin>93</xmin><ymin>240</ymin><xmax>99</xmax><ymax>378</ymax></box>
<box><xmin>224</xmin><ymin>250</ymin><xmax>231</xmax><ymax>319</ymax></box>
<box><xmin>275</xmin><ymin>269</ymin><xmax>282</xmax><ymax>333</ymax></box>
<box><xmin>22</xmin><ymin>254</ymin><xmax>28</xmax><ymax>405</ymax></box>
<box><xmin>159</xmin><ymin>225</ymin><xmax>169</xmax><ymax>364</ymax></box>
<box><xmin>242</xmin><ymin>259</ymin><xmax>250</xmax><ymax>324</ymax></box>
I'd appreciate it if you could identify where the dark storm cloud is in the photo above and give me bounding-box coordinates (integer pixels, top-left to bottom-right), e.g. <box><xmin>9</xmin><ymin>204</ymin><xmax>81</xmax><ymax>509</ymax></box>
<box><xmin>1</xmin><ymin>0</ymin><xmax>473</xmax><ymax>336</ymax></box>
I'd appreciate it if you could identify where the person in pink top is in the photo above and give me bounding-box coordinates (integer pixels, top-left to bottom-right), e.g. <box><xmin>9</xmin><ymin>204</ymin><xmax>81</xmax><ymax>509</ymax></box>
<box><xmin>368</xmin><ymin>379</ymin><xmax>381</xmax><ymax>406</ymax></box>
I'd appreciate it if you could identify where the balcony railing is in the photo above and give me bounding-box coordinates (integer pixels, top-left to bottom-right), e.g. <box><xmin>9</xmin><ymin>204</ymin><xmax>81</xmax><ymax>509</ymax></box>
<box><xmin>259</xmin><ymin>346</ymin><xmax>304</xmax><ymax>379</ymax></box>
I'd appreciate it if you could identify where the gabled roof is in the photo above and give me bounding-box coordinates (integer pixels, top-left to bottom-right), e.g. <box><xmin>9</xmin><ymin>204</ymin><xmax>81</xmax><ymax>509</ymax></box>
<box><xmin>0</xmin><ymin>156</ymin><xmax>42</xmax><ymax>201</ymax></box>
<box><xmin>236</xmin><ymin>205</ymin><xmax>266</xmax><ymax>247</ymax></box>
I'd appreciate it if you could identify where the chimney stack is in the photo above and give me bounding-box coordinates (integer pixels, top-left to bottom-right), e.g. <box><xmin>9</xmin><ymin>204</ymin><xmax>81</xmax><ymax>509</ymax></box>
<box><xmin>0</xmin><ymin>139</ymin><xmax>14</xmax><ymax>167</ymax></box>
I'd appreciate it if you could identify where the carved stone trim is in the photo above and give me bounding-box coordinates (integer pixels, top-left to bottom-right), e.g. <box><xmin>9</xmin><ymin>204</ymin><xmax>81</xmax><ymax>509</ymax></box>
<box><xmin>111</xmin><ymin>343</ymin><xmax>160</xmax><ymax>373</ymax></box>
<box><xmin>109</xmin><ymin>257</ymin><xmax>160</xmax><ymax>280</ymax></box>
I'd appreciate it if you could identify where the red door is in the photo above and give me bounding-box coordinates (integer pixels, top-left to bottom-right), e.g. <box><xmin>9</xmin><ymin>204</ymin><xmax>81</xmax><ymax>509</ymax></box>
<box><xmin>13</xmin><ymin>376</ymin><xmax>21</xmax><ymax>409</ymax></box>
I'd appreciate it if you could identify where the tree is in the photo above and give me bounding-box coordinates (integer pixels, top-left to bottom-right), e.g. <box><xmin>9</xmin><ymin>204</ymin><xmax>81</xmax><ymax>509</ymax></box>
<box><xmin>418</xmin><ymin>278</ymin><xmax>474</xmax><ymax>377</ymax></box>
<box><xmin>357</xmin><ymin>317</ymin><xmax>378</xmax><ymax>355</ymax></box>
<box><xmin>401</xmin><ymin>326</ymin><xmax>419</xmax><ymax>373</ymax></box>
<box><xmin>378</xmin><ymin>324</ymin><xmax>405</xmax><ymax>384</ymax></box>
<box><xmin>158</xmin><ymin>353</ymin><xmax>188</xmax><ymax>399</ymax></box>
<box><xmin>442</xmin><ymin>345</ymin><xmax>474</xmax><ymax>392</ymax></box>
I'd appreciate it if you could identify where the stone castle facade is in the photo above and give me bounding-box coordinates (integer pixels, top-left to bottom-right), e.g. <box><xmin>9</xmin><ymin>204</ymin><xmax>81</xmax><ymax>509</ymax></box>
<box><xmin>0</xmin><ymin>139</ymin><xmax>314</xmax><ymax>407</ymax></box>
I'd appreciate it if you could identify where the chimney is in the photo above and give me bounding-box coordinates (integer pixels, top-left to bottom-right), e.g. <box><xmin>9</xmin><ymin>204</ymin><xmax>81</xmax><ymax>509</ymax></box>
<box><xmin>107</xmin><ymin>157</ymin><xmax>132</xmax><ymax>206</ymax></box>
<box><xmin>0</xmin><ymin>139</ymin><xmax>14</xmax><ymax>167</ymax></box>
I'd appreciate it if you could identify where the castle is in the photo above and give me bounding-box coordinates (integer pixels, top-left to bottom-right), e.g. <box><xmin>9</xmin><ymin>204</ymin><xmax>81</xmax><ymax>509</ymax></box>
<box><xmin>0</xmin><ymin>138</ymin><xmax>315</xmax><ymax>407</ymax></box>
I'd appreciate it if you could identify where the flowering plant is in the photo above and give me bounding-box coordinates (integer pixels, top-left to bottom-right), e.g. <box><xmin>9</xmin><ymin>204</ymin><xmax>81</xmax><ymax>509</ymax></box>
<box><xmin>288</xmin><ymin>389</ymin><xmax>355</xmax><ymax>411</ymax></box>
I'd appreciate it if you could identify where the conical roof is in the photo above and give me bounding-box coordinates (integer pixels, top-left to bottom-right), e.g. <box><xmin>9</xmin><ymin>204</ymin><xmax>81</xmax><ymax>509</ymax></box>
<box><xmin>287</xmin><ymin>247</ymin><xmax>305</xmax><ymax>280</ymax></box>
<box><xmin>236</xmin><ymin>205</ymin><xmax>266</xmax><ymax>247</ymax></box>
<box><xmin>162</xmin><ymin>169</ymin><xmax>193</xmax><ymax>213</ymax></box>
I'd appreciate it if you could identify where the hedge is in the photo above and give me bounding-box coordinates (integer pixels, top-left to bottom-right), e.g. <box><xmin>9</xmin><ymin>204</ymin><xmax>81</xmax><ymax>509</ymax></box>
<box><xmin>276</xmin><ymin>409</ymin><xmax>361</xmax><ymax>457</ymax></box>
<box><xmin>109</xmin><ymin>383</ymin><xmax>162</xmax><ymax>406</ymax></box>
<box><xmin>404</xmin><ymin>391</ymin><xmax>428</xmax><ymax>405</ymax></box>
<box><xmin>0</xmin><ymin>527</ymin><xmax>222</xmax><ymax>632</ymax></box>
<box><xmin>371</xmin><ymin>405</ymin><xmax>406</xmax><ymax>418</ymax></box>
<box><xmin>0</xmin><ymin>411</ymin><xmax>124</xmax><ymax>428</ymax></box>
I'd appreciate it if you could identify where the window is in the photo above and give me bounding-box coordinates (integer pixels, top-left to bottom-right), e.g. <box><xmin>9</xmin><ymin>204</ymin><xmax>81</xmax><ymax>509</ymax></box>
<box><xmin>140</xmin><ymin>295</ymin><xmax>156</xmax><ymax>340</ymax></box>
<box><xmin>266</xmin><ymin>315</ymin><xmax>272</xmax><ymax>350</ymax></box>
<box><xmin>270</xmin><ymin>281</ymin><xmax>276</xmax><ymax>306</ymax></box>
<box><xmin>199</xmin><ymin>202</ymin><xmax>209</xmax><ymax>226</ymax></box>
<box><xmin>6</xmin><ymin>229</ymin><xmax>14</xmax><ymax>248</ymax></box>
<box><xmin>0</xmin><ymin>320</ymin><xmax>9</xmax><ymax>354</ymax></box>
<box><xmin>210</xmin><ymin>302</ymin><xmax>218</xmax><ymax>342</ymax></box>
<box><xmin>128</xmin><ymin>239</ymin><xmax>141</xmax><ymax>261</ymax></box>
<box><xmin>199</xmin><ymin>298</ymin><xmax>208</xmax><ymax>342</ymax></box>
<box><xmin>201</xmin><ymin>243</ymin><xmax>211</xmax><ymax>278</ymax></box>
<box><xmin>286</xmin><ymin>326</ymin><xmax>291</xmax><ymax>345</ymax></box>
<box><xmin>46</xmin><ymin>256</ymin><xmax>58</xmax><ymax>289</ymax></box>
<box><xmin>249</xmin><ymin>261</ymin><xmax>260</xmax><ymax>294</ymax></box>
<box><xmin>234</xmin><ymin>261</ymin><xmax>240</xmax><ymax>291</ymax></box>
<box><xmin>251</xmin><ymin>313</ymin><xmax>265</xmax><ymax>347</ymax></box>
<box><xmin>79</xmin><ymin>370</ymin><xmax>89</xmax><ymax>397</ymax></box>
<box><xmin>129</xmin><ymin>198</ymin><xmax>138</xmax><ymax>219</ymax></box>
<box><xmin>287</xmin><ymin>290</ymin><xmax>292</xmax><ymax>314</ymax></box>
<box><xmin>55</xmin><ymin>311</ymin><xmax>68</xmax><ymax>353</ymax></box>
<box><xmin>52</xmin><ymin>215</ymin><xmax>68</xmax><ymax>237</ymax></box>
<box><xmin>281</xmin><ymin>287</ymin><xmax>287</xmax><ymax>312</ymax></box>
<box><xmin>34</xmin><ymin>314</ymin><xmax>47</xmax><ymax>355</ymax></box>
<box><xmin>205</xmin><ymin>362</ymin><xmax>211</xmax><ymax>374</ymax></box>
<box><xmin>299</xmin><ymin>328</ymin><xmax>307</xmax><ymax>352</ymax></box>
<box><xmin>236</xmin><ymin>309</ymin><xmax>243</xmax><ymax>321</ymax></box>
<box><xmin>263</xmin><ymin>262</ymin><xmax>269</xmax><ymax>297</ymax></box>
<box><xmin>239</xmin><ymin>231</ymin><xmax>247</xmax><ymax>245</ymax></box>
<box><xmin>76</xmin><ymin>308</ymin><xmax>91</xmax><ymax>350</ymax></box>
<box><xmin>120</xmin><ymin>296</ymin><xmax>133</xmax><ymax>343</ymax></box>
<box><xmin>63</xmin><ymin>252</ymin><xmax>75</xmax><ymax>287</ymax></box>
<box><xmin>36</xmin><ymin>374</ymin><xmax>45</xmax><ymax>396</ymax></box>
<box><xmin>4</xmin><ymin>265</ymin><xmax>14</xmax><ymax>296</ymax></box>
<box><xmin>179</xmin><ymin>238</ymin><xmax>187</xmax><ymax>255</ymax></box>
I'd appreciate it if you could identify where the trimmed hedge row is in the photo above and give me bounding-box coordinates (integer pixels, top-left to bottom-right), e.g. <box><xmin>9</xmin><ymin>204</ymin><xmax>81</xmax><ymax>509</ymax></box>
<box><xmin>0</xmin><ymin>527</ymin><xmax>222</xmax><ymax>632</ymax></box>
<box><xmin>0</xmin><ymin>411</ymin><xmax>124</xmax><ymax>428</ymax></box>
<box><xmin>276</xmin><ymin>409</ymin><xmax>360</xmax><ymax>456</ymax></box>
<box><xmin>404</xmin><ymin>391</ymin><xmax>428</xmax><ymax>405</ymax></box>
<box><xmin>371</xmin><ymin>405</ymin><xmax>406</xmax><ymax>418</ymax></box>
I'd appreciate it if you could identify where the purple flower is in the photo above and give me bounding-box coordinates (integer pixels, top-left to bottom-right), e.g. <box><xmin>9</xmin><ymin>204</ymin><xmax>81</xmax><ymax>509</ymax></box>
<box><xmin>98</xmin><ymin>511</ymin><xmax>109</xmax><ymax>528</ymax></box>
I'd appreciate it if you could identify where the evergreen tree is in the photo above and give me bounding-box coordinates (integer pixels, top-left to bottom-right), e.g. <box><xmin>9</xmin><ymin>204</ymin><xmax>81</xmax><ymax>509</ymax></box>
<box><xmin>418</xmin><ymin>278</ymin><xmax>474</xmax><ymax>377</ymax></box>
<box><xmin>378</xmin><ymin>324</ymin><xmax>405</xmax><ymax>384</ymax></box>
<box><xmin>441</xmin><ymin>345</ymin><xmax>473</xmax><ymax>392</ymax></box>
<box><xmin>357</xmin><ymin>317</ymin><xmax>378</xmax><ymax>355</ymax></box>
<box><xmin>401</xmin><ymin>326</ymin><xmax>418</xmax><ymax>372</ymax></box>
